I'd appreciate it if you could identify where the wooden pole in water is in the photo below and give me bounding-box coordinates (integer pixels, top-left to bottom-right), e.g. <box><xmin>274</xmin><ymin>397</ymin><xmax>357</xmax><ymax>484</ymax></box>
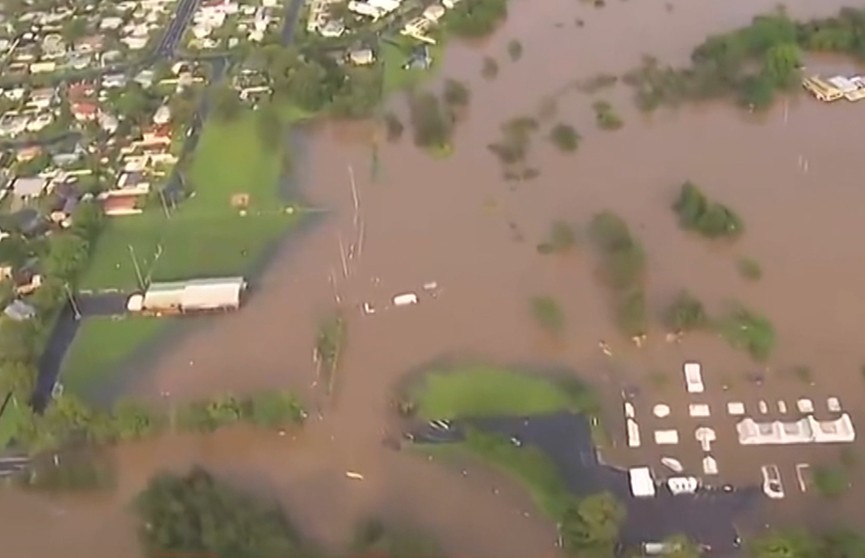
<box><xmin>337</xmin><ymin>234</ymin><xmax>349</xmax><ymax>278</ymax></box>
<box><xmin>348</xmin><ymin>165</ymin><xmax>359</xmax><ymax>230</ymax></box>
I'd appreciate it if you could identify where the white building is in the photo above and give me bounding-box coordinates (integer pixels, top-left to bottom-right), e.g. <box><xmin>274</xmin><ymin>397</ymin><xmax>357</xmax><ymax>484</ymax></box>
<box><xmin>131</xmin><ymin>276</ymin><xmax>248</xmax><ymax>313</ymax></box>
<box><xmin>737</xmin><ymin>414</ymin><xmax>855</xmax><ymax>445</ymax></box>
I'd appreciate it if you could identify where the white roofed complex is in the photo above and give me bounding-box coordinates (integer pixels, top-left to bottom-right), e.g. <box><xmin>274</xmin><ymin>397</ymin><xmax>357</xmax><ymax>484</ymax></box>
<box><xmin>138</xmin><ymin>277</ymin><xmax>247</xmax><ymax>313</ymax></box>
<box><xmin>737</xmin><ymin>414</ymin><xmax>855</xmax><ymax>445</ymax></box>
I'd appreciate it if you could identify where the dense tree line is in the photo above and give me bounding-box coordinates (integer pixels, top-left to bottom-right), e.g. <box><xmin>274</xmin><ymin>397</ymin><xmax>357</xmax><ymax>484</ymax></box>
<box><xmin>0</xmin><ymin>201</ymin><xmax>105</xmax><ymax>400</ymax></box>
<box><xmin>624</xmin><ymin>7</ymin><xmax>865</xmax><ymax>110</ymax></box>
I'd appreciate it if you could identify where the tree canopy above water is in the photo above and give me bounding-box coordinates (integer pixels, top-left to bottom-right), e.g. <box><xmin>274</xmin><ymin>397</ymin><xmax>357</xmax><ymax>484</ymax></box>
<box><xmin>135</xmin><ymin>467</ymin><xmax>300</xmax><ymax>558</ymax></box>
<box><xmin>624</xmin><ymin>7</ymin><xmax>865</xmax><ymax>110</ymax></box>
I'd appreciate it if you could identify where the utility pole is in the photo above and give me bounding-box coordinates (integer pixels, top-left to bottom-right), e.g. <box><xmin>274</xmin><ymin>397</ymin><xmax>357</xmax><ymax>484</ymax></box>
<box><xmin>128</xmin><ymin>244</ymin><xmax>145</xmax><ymax>290</ymax></box>
<box><xmin>337</xmin><ymin>234</ymin><xmax>349</xmax><ymax>279</ymax></box>
<box><xmin>158</xmin><ymin>188</ymin><xmax>171</xmax><ymax>219</ymax></box>
<box><xmin>63</xmin><ymin>283</ymin><xmax>81</xmax><ymax>320</ymax></box>
<box><xmin>348</xmin><ymin>165</ymin><xmax>359</xmax><ymax>230</ymax></box>
<box><xmin>143</xmin><ymin>243</ymin><xmax>163</xmax><ymax>287</ymax></box>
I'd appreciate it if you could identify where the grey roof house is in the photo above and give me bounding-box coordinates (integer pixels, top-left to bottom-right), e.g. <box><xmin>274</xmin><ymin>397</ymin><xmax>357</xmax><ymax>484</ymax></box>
<box><xmin>4</xmin><ymin>299</ymin><xmax>36</xmax><ymax>321</ymax></box>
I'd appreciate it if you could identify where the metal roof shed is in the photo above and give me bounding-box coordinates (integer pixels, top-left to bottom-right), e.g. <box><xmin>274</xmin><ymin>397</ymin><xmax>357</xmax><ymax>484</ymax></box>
<box><xmin>181</xmin><ymin>277</ymin><xmax>246</xmax><ymax>310</ymax></box>
<box><xmin>143</xmin><ymin>281</ymin><xmax>186</xmax><ymax>309</ymax></box>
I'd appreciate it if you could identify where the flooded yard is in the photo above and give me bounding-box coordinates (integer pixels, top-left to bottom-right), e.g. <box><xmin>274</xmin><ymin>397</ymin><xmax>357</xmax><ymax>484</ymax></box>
<box><xmin>4</xmin><ymin>0</ymin><xmax>865</xmax><ymax>555</ymax></box>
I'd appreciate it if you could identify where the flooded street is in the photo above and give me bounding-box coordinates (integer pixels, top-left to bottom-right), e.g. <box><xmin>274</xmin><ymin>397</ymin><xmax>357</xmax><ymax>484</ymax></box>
<box><xmin>4</xmin><ymin>0</ymin><xmax>865</xmax><ymax>555</ymax></box>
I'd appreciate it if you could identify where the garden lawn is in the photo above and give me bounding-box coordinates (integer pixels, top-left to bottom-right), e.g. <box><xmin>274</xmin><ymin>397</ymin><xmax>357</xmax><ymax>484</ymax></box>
<box><xmin>0</xmin><ymin>395</ymin><xmax>26</xmax><ymax>448</ymax></box>
<box><xmin>411</xmin><ymin>364</ymin><xmax>592</xmax><ymax>419</ymax></box>
<box><xmin>81</xmin><ymin>110</ymin><xmax>297</xmax><ymax>290</ymax></box>
<box><xmin>60</xmin><ymin>316</ymin><xmax>166</xmax><ymax>399</ymax></box>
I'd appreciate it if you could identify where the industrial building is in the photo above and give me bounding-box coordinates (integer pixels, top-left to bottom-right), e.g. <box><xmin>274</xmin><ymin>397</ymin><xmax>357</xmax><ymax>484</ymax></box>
<box><xmin>127</xmin><ymin>276</ymin><xmax>247</xmax><ymax>314</ymax></box>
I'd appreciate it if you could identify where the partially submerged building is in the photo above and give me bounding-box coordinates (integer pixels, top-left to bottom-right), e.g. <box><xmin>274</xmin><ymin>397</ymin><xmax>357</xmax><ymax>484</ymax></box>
<box><xmin>127</xmin><ymin>276</ymin><xmax>248</xmax><ymax>314</ymax></box>
<box><xmin>737</xmin><ymin>413</ymin><xmax>855</xmax><ymax>445</ymax></box>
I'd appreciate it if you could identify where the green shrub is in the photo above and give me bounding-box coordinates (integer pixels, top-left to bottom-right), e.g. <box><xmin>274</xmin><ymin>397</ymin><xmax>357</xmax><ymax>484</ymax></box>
<box><xmin>592</xmin><ymin>100</ymin><xmax>623</xmax><ymax>130</ymax></box>
<box><xmin>673</xmin><ymin>181</ymin><xmax>743</xmax><ymax>238</ymax></box>
<box><xmin>443</xmin><ymin>78</ymin><xmax>471</xmax><ymax>107</ymax></box>
<box><xmin>738</xmin><ymin>257</ymin><xmax>762</xmax><ymax>280</ymax></box>
<box><xmin>549</xmin><ymin>123</ymin><xmax>580</xmax><ymax>152</ymax></box>
<box><xmin>665</xmin><ymin>291</ymin><xmax>708</xmax><ymax>332</ymax></box>
<box><xmin>531</xmin><ymin>296</ymin><xmax>565</xmax><ymax>335</ymax></box>
<box><xmin>717</xmin><ymin>306</ymin><xmax>775</xmax><ymax>361</ymax></box>
<box><xmin>481</xmin><ymin>56</ymin><xmax>499</xmax><ymax>79</ymax></box>
<box><xmin>507</xmin><ymin>39</ymin><xmax>523</xmax><ymax>61</ymax></box>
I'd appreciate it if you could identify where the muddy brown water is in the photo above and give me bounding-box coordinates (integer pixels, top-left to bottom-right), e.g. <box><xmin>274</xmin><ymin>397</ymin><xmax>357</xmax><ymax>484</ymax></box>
<box><xmin>5</xmin><ymin>0</ymin><xmax>865</xmax><ymax>555</ymax></box>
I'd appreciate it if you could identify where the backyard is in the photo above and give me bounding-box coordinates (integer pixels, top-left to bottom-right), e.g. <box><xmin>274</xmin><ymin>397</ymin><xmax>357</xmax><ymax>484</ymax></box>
<box><xmin>80</xmin><ymin>109</ymin><xmax>300</xmax><ymax>290</ymax></box>
<box><xmin>59</xmin><ymin>316</ymin><xmax>167</xmax><ymax>402</ymax></box>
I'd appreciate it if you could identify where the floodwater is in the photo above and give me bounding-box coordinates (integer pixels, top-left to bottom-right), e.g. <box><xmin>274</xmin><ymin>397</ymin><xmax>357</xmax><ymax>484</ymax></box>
<box><xmin>5</xmin><ymin>0</ymin><xmax>865</xmax><ymax>555</ymax></box>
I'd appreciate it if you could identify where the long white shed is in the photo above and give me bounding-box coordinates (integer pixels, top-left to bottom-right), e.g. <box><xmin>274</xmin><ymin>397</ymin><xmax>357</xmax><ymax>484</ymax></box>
<box><xmin>139</xmin><ymin>276</ymin><xmax>247</xmax><ymax>313</ymax></box>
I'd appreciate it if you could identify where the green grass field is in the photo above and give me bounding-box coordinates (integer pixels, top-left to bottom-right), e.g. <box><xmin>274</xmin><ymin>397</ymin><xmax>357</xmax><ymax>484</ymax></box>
<box><xmin>462</xmin><ymin>429</ymin><xmax>573</xmax><ymax>517</ymax></box>
<box><xmin>410</xmin><ymin>364</ymin><xmax>594</xmax><ymax>419</ymax></box>
<box><xmin>0</xmin><ymin>394</ymin><xmax>26</xmax><ymax>448</ymax></box>
<box><xmin>80</xmin><ymin>110</ymin><xmax>299</xmax><ymax>290</ymax></box>
<box><xmin>59</xmin><ymin>316</ymin><xmax>166</xmax><ymax>400</ymax></box>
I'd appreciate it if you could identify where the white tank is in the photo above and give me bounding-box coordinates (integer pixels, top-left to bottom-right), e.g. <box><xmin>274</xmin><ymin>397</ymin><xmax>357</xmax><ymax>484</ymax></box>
<box><xmin>126</xmin><ymin>294</ymin><xmax>144</xmax><ymax>312</ymax></box>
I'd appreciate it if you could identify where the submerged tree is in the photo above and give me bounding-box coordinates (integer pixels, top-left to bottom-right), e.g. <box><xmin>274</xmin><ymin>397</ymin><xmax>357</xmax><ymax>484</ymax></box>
<box><xmin>135</xmin><ymin>467</ymin><xmax>299</xmax><ymax>558</ymax></box>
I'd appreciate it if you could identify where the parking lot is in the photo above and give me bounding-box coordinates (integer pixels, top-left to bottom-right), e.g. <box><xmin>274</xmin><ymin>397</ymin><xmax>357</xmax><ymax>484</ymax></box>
<box><xmin>617</xmin><ymin>359</ymin><xmax>858</xmax><ymax>505</ymax></box>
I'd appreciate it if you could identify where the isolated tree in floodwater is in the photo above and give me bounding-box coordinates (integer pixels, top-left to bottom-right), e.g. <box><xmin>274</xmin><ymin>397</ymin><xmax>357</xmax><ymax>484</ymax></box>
<box><xmin>135</xmin><ymin>467</ymin><xmax>299</xmax><ymax>558</ymax></box>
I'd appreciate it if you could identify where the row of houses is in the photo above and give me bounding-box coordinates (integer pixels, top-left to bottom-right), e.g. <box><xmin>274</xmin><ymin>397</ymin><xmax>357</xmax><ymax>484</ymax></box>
<box><xmin>187</xmin><ymin>0</ymin><xmax>284</xmax><ymax>50</ymax></box>
<box><xmin>306</xmin><ymin>0</ymin><xmax>463</xmax><ymax>54</ymax></box>
<box><xmin>0</xmin><ymin>0</ymin><xmax>177</xmax><ymax>79</ymax></box>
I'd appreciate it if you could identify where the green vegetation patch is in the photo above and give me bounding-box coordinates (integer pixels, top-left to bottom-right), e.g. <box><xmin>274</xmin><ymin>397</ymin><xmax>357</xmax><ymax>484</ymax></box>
<box><xmin>588</xmin><ymin>212</ymin><xmax>647</xmax><ymax>337</ymax></box>
<box><xmin>0</xmin><ymin>394</ymin><xmax>26</xmax><ymax>448</ymax></box>
<box><xmin>813</xmin><ymin>466</ymin><xmax>849</xmax><ymax>499</ymax></box>
<box><xmin>717</xmin><ymin>305</ymin><xmax>775</xmax><ymax>361</ymax></box>
<box><xmin>549</xmin><ymin>123</ymin><xmax>580</xmax><ymax>152</ymax></box>
<box><xmin>315</xmin><ymin>312</ymin><xmax>346</xmax><ymax>395</ymax></box>
<box><xmin>536</xmin><ymin>220</ymin><xmax>577</xmax><ymax>254</ymax></box>
<box><xmin>136</xmin><ymin>467</ymin><xmax>300</xmax><ymax>558</ymax></box>
<box><xmin>620</xmin><ymin>9</ymin><xmax>856</xmax><ymax>111</ymax></box>
<box><xmin>462</xmin><ymin>429</ymin><xmax>573</xmax><ymax>517</ymax></box>
<box><xmin>410</xmin><ymin>364</ymin><xmax>595</xmax><ymax>419</ymax></box>
<box><xmin>673</xmin><ymin>181</ymin><xmax>743</xmax><ymax>239</ymax></box>
<box><xmin>60</xmin><ymin>316</ymin><xmax>166</xmax><ymax>400</ymax></box>
<box><xmin>592</xmin><ymin>100</ymin><xmax>623</xmax><ymax>130</ymax></box>
<box><xmin>530</xmin><ymin>295</ymin><xmax>565</xmax><ymax>335</ymax></box>
<box><xmin>738</xmin><ymin>257</ymin><xmax>762</xmax><ymax>280</ymax></box>
<box><xmin>665</xmin><ymin>290</ymin><xmax>708</xmax><ymax>332</ymax></box>
<box><xmin>381</xmin><ymin>40</ymin><xmax>444</xmax><ymax>95</ymax></box>
<box><xmin>445</xmin><ymin>0</ymin><xmax>508</xmax><ymax>38</ymax></box>
<box><xmin>81</xmin><ymin>108</ymin><xmax>298</xmax><ymax>289</ymax></box>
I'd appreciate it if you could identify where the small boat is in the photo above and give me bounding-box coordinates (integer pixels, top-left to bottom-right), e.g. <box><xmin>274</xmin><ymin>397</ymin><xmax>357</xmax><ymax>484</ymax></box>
<box><xmin>661</xmin><ymin>457</ymin><xmax>684</xmax><ymax>473</ymax></box>
<box><xmin>345</xmin><ymin>471</ymin><xmax>364</xmax><ymax>480</ymax></box>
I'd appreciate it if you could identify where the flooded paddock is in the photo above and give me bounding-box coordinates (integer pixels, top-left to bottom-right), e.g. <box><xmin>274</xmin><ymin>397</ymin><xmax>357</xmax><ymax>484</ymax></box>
<box><xmin>5</xmin><ymin>0</ymin><xmax>865</xmax><ymax>554</ymax></box>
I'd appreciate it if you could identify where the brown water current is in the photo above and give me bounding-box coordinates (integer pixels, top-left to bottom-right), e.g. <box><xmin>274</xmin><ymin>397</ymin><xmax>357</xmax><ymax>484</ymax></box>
<box><xmin>5</xmin><ymin>0</ymin><xmax>865</xmax><ymax>555</ymax></box>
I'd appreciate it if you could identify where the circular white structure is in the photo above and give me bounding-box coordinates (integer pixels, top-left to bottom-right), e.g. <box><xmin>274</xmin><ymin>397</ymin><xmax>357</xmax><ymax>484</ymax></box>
<box><xmin>653</xmin><ymin>404</ymin><xmax>671</xmax><ymax>418</ymax></box>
